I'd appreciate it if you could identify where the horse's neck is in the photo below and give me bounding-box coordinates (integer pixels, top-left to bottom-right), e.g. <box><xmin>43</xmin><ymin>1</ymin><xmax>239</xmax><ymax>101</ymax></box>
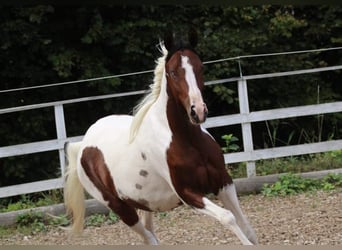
<box><xmin>143</xmin><ymin>69</ymin><xmax>201</xmax><ymax>141</ymax></box>
<box><xmin>141</xmin><ymin>70</ymin><xmax>170</xmax><ymax>134</ymax></box>
<box><xmin>166</xmin><ymin>95</ymin><xmax>202</xmax><ymax>142</ymax></box>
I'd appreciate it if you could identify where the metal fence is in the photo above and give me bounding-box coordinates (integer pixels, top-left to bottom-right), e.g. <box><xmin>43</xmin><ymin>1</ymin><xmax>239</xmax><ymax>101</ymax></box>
<box><xmin>0</xmin><ymin>63</ymin><xmax>341</xmax><ymax>199</ymax></box>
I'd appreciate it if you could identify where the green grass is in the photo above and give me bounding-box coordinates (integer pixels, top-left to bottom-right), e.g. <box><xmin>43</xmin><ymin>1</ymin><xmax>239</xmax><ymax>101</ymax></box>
<box><xmin>0</xmin><ymin>210</ymin><xmax>119</xmax><ymax>237</ymax></box>
<box><xmin>0</xmin><ymin>189</ymin><xmax>64</xmax><ymax>213</ymax></box>
<box><xmin>0</xmin><ymin>210</ymin><xmax>70</xmax><ymax>237</ymax></box>
<box><xmin>85</xmin><ymin>211</ymin><xmax>119</xmax><ymax>227</ymax></box>
<box><xmin>261</xmin><ymin>173</ymin><xmax>342</xmax><ymax>196</ymax></box>
<box><xmin>228</xmin><ymin>150</ymin><xmax>342</xmax><ymax>179</ymax></box>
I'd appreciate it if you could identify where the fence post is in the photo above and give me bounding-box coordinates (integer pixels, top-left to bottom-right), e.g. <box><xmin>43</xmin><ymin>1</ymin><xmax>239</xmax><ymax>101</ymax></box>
<box><xmin>54</xmin><ymin>104</ymin><xmax>67</xmax><ymax>177</ymax></box>
<box><xmin>238</xmin><ymin>79</ymin><xmax>256</xmax><ymax>177</ymax></box>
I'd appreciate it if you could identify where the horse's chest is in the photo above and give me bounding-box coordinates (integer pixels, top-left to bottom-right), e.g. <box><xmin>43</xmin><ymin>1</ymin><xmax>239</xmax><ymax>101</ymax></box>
<box><xmin>166</xmin><ymin>139</ymin><xmax>227</xmax><ymax>195</ymax></box>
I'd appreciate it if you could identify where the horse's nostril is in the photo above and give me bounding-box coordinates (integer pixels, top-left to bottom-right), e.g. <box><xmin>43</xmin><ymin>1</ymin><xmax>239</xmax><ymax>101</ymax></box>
<box><xmin>190</xmin><ymin>105</ymin><xmax>196</xmax><ymax>117</ymax></box>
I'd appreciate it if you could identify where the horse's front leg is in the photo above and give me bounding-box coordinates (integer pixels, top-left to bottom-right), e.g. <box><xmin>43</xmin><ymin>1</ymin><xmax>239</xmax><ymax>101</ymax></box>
<box><xmin>218</xmin><ymin>183</ymin><xmax>258</xmax><ymax>244</ymax></box>
<box><xmin>138</xmin><ymin>210</ymin><xmax>159</xmax><ymax>244</ymax></box>
<box><xmin>177</xmin><ymin>189</ymin><xmax>254</xmax><ymax>245</ymax></box>
<box><xmin>196</xmin><ymin>197</ymin><xmax>254</xmax><ymax>245</ymax></box>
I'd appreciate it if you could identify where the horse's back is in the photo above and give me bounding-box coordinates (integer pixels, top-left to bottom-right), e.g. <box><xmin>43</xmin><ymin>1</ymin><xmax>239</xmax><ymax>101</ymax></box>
<box><xmin>79</xmin><ymin>114</ymin><xmax>133</xmax><ymax>168</ymax></box>
<box><xmin>83</xmin><ymin>115</ymin><xmax>132</xmax><ymax>143</ymax></box>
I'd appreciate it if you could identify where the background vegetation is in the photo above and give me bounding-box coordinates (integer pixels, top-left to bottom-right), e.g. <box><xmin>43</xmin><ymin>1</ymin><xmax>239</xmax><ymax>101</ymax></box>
<box><xmin>0</xmin><ymin>6</ymin><xmax>341</xmax><ymax>193</ymax></box>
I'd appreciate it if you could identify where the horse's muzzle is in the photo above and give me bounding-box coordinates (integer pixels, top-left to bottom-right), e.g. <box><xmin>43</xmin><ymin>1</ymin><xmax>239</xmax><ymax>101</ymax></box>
<box><xmin>190</xmin><ymin>103</ymin><xmax>208</xmax><ymax>124</ymax></box>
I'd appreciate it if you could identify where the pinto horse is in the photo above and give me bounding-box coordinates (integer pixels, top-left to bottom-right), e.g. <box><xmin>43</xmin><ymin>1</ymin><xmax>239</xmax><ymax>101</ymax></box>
<box><xmin>64</xmin><ymin>32</ymin><xmax>257</xmax><ymax>245</ymax></box>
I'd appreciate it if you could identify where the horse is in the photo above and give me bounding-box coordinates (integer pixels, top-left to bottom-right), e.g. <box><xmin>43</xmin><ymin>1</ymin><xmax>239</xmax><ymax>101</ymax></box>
<box><xmin>63</xmin><ymin>31</ymin><xmax>257</xmax><ymax>245</ymax></box>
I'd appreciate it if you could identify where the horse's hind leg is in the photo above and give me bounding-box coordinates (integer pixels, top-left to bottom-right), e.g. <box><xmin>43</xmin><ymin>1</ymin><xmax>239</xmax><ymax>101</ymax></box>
<box><xmin>106</xmin><ymin>199</ymin><xmax>158</xmax><ymax>245</ymax></box>
<box><xmin>80</xmin><ymin>184</ymin><xmax>158</xmax><ymax>244</ymax></box>
<box><xmin>79</xmin><ymin>146</ymin><xmax>158</xmax><ymax>245</ymax></box>
<box><xmin>217</xmin><ymin>184</ymin><xmax>258</xmax><ymax>244</ymax></box>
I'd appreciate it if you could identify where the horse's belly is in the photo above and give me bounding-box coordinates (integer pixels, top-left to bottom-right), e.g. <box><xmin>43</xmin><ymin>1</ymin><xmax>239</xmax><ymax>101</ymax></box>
<box><xmin>115</xmin><ymin>169</ymin><xmax>181</xmax><ymax>212</ymax></box>
<box><xmin>147</xmin><ymin>194</ymin><xmax>181</xmax><ymax>212</ymax></box>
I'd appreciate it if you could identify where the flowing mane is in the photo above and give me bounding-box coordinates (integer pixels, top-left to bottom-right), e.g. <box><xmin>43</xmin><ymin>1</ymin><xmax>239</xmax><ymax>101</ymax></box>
<box><xmin>129</xmin><ymin>43</ymin><xmax>168</xmax><ymax>143</ymax></box>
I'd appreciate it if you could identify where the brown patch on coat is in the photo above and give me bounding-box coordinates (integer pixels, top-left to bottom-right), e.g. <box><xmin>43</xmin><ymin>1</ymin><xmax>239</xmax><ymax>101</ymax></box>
<box><xmin>81</xmin><ymin>146</ymin><xmax>150</xmax><ymax>226</ymax></box>
<box><xmin>165</xmin><ymin>49</ymin><xmax>233</xmax><ymax>209</ymax></box>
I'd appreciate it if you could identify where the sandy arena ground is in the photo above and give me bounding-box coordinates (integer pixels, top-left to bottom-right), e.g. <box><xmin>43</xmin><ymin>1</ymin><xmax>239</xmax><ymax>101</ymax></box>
<box><xmin>1</xmin><ymin>189</ymin><xmax>341</xmax><ymax>245</ymax></box>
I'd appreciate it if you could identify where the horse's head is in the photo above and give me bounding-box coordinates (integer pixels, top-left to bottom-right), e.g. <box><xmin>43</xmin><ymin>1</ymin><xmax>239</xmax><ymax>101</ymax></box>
<box><xmin>164</xmin><ymin>30</ymin><xmax>208</xmax><ymax>125</ymax></box>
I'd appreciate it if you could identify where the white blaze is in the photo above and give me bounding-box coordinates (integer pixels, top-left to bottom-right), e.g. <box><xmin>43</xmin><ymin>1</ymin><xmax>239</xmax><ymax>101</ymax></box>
<box><xmin>181</xmin><ymin>55</ymin><xmax>203</xmax><ymax>105</ymax></box>
<box><xmin>181</xmin><ymin>55</ymin><xmax>207</xmax><ymax>123</ymax></box>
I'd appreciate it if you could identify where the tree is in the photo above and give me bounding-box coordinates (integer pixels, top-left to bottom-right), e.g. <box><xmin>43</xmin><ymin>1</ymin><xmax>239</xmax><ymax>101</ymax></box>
<box><xmin>0</xmin><ymin>5</ymin><xmax>340</xmax><ymax>188</ymax></box>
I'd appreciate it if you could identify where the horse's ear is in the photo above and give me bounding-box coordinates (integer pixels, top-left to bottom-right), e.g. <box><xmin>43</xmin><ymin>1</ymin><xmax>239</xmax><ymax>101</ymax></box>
<box><xmin>164</xmin><ymin>30</ymin><xmax>174</xmax><ymax>51</ymax></box>
<box><xmin>188</xmin><ymin>27</ymin><xmax>198</xmax><ymax>48</ymax></box>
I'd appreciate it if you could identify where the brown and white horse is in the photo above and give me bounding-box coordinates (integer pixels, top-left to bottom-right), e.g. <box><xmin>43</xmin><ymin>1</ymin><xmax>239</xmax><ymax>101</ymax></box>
<box><xmin>64</xmin><ymin>32</ymin><xmax>257</xmax><ymax>245</ymax></box>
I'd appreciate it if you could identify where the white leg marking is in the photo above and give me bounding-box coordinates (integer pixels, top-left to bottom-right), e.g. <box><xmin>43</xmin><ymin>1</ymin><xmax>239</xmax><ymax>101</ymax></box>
<box><xmin>130</xmin><ymin>220</ymin><xmax>158</xmax><ymax>245</ymax></box>
<box><xmin>139</xmin><ymin>210</ymin><xmax>159</xmax><ymax>243</ymax></box>
<box><xmin>218</xmin><ymin>184</ymin><xmax>258</xmax><ymax>244</ymax></box>
<box><xmin>195</xmin><ymin>197</ymin><xmax>253</xmax><ymax>245</ymax></box>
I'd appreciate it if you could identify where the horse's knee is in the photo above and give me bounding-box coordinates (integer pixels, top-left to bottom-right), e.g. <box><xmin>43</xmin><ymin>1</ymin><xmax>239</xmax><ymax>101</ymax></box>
<box><xmin>220</xmin><ymin>210</ymin><xmax>237</xmax><ymax>227</ymax></box>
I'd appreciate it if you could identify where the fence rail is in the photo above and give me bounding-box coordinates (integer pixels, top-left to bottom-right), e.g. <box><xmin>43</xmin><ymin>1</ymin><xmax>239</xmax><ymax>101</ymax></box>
<box><xmin>0</xmin><ymin>65</ymin><xmax>341</xmax><ymax>198</ymax></box>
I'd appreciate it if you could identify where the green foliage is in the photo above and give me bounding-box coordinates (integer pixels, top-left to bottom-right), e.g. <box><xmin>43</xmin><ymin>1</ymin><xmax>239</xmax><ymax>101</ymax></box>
<box><xmin>158</xmin><ymin>212</ymin><xmax>168</xmax><ymax>219</ymax></box>
<box><xmin>0</xmin><ymin>195</ymin><xmax>34</xmax><ymax>212</ymax></box>
<box><xmin>48</xmin><ymin>50</ymin><xmax>80</xmax><ymax>78</ymax></box>
<box><xmin>107</xmin><ymin>211</ymin><xmax>119</xmax><ymax>224</ymax></box>
<box><xmin>257</xmin><ymin>151</ymin><xmax>342</xmax><ymax>176</ymax></box>
<box><xmin>11</xmin><ymin>211</ymin><xmax>69</xmax><ymax>235</ymax></box>
<box><xmin>1</xmin><ymin>206</ymin><xmax>117</xmax><ymax>236</ymax></box>
<box><xmin>269</xmin><ymin>8</ymin><xmax>308</xmax><ymax>38</ymax></box>
<box><xmin>221</xmin><ymin>134</ymin><xmax>240</xmax><ymax>153</ymax></box>
<box><xmin>85</xmin><ymin>213</ymin><xmax>106</xmax><ymax>227</ymax></box>
<box><xmin>47</xmin><ymin>214</ymin><xmax>69</xmax><ymax>227</ymax></box>
<box><xmin>85</xmin><ymin>211</ymin><xmax>119</xmax><ymax>227</ymax></box>
<box><xmin>212</xmin><ymin>85</ymin><xmax>236</xmax><ymax>104</ymax></box>
<box><xmin>0</xmin><ymin>226</ymin><xmax>13</xmax><ymax>237</ymax></box>
<box><xmin>0</xmin><ymin>190</ymin><xmax>63</xmax><ymax>213</ymax></box>
<box><xmin>2</xmin><ymin>208</ymin><xmax>119</xmax><ymax>236</ymax></box>
<box><xmin>0</xmin><ymin>5</ymin><xmax>341</xmax><ymax>187</ymax></box>
<box><xmin>16</xmin><ymin>211</ymin><xmax>47</xmax><ymax>233</ymax></box>
<box><xmin>261</xmin><ymin>173</ymin><xmax>342</xmax><ymax>197</ymax></box>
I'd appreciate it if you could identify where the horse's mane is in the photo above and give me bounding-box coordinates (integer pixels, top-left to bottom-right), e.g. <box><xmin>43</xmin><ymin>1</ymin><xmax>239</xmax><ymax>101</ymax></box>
<box><xmin>129</xmin><ymin>42</ymin><xmax>168</xmax><ymax>143</ymax></box>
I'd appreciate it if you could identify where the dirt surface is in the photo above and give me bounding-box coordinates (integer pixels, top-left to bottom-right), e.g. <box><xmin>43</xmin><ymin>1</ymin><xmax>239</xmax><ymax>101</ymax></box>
<box><xmin>1</xmin><ymin>189</ymin><xmax>341</xmax><ymax>245</ymax></box>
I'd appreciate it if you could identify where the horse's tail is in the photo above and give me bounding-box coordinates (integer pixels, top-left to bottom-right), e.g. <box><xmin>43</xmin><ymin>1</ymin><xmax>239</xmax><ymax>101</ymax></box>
<box><xmin>64</xmin><ymin>141</ymin><xmax>85</xmax><ymax>234</ymax></box>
